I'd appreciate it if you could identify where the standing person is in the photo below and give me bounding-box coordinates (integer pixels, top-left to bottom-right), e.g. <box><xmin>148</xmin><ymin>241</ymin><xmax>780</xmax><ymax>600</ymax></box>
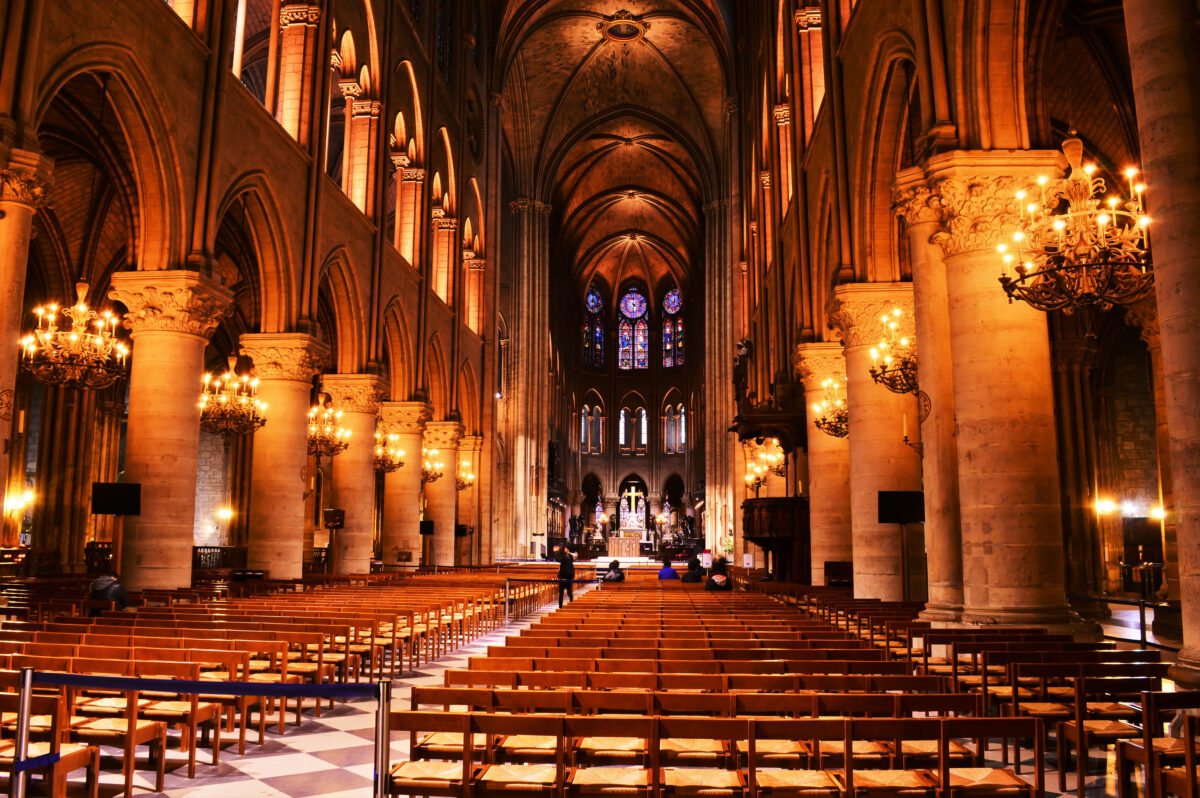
<box><xmin>705</xmin><ymin>557</ymin><xmax>733</xmax><ymax>591</ymax></box>
<box><xmin>657</xmin><ymin>556</ymin><xmax>679</xmax><ymax>580</ymax></box>
<box><xmin>553</xmin><ymin>544</ymin><xmax>576</xmax><ymax>607</ymax></box>
<box><xmin>680</xmin><ymin>556</ymin><xmax>703</xmax><ymax>583</ymax></box>
<box><xmin>89</xmin><ymin>571</ymin><xmax>129</xmax><ymax>615</ymax></box>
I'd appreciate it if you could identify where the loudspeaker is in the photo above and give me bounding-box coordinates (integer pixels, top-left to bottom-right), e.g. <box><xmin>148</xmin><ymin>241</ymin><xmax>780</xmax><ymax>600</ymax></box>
<box><xmin>419</xmin><ymin>520</ymin><xmax>434</xmax><ymax>536</ymax></box>
<box><xmin>91</xmin><ymin>482</ymin><xmax>141</xmax><ymax>516</ymax></box>
<box><xmin>878</xmin><ymin>491</ymin><xmax>925</xmax><ymax>524</ymax></box>
<box><xmin>322</xmin><ymin>509</ymin><xmax>345</xmax><ymax>529</ymax></box>
<box><xmin>455</xmin><ymin>524</ymin><xmax>474</xmax><ymax>538</ymax></box>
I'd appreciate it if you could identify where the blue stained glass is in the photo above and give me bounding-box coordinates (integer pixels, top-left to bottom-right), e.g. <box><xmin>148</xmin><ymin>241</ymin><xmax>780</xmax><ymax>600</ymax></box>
<box><xmin>634</xmin><ymin>319</ymin><xmax>648</xmax><ymax>369</ymax></box>
<box><xmin>620</xmin><ymin>290</ymin><xmax>647</xmax><ymax>319</ymax></box>
<box><xmin>664</xmin><ymin>288</ymin><xmax>682</xmax><ymax>315</ymax></box>
<box><xmin>618</xmin><ymin>319</ymin><xmax>633</xmax><ymax>370</ymax></box>
<box><xmin>593</xmin><ymin>320</ymin><xmax>604</xmax><ymax>367</ymax></box>
<box><xmin>676</xmin><ymin>318</ymin><xmax>684</xmax><ymax>365</ymax></box>
<box><xmin>585</xmin><ymin>288</ymin><xmax>603</xmax><ymax>313</ymax></box>
<box><xmin>663</xmin><ymin>318</ymin><xmax>674</xmax><ymax>367</ymax></box>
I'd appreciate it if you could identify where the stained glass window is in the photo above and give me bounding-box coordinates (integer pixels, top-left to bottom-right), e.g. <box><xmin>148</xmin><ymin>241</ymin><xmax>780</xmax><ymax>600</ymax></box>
<box><xmin>675</xmin><ymin>318</ymin><xmax>684</xmax><ymax>365</ymax></box>
<box><xmin>586</xmin><ymin>288</ymin><xmax>603</xmax><ymax>314</ymax></box>
<box><xmin>663</xmin><ymin>318</ymin><xmax>674</xmax><ymax>368</ymax></box>
<box><xmin>634</xmin><ymin>320</ymin><xmax>648</xmax><ymax>369</ymax></box>
<box><xmin>592</xmin><ymin>321</ymin><xmax>604</xmax><ymax>367</ymax></box>
<box><xmin>591</xmin><ymin>407</ymin><xmax>603</xmax><ymax>453</ymax></box>
<box><xmin>638</xmin><ymin>408</ymin><xmax>648</xmax><ymax>451</ymax></box>
<box><xmin>580</xmin><ymin>408</ymin><xmax>589</xmax><ymax>448</ymax></box>
<box><xmin>583</xmin><ymin>288</ymin><xmax>604</xmax><ymax>368</ymax></box>
<box><xmin>663</xmin><ymin>288</ymin><xmax>682</xmax><ymax>314</ymax></box>
<box><xmin>664</xmin><ymin>408</ymin><xmax>677</xmax><ymax>452</ymax></box>
<box><xmin>618</xmin><ymin>319</ymin><xmax>633</xmax><ymax>370</ymax></box>
<box><xmin>618</xmin><ymin>408</ymin><xmax>628</xmax><ymax>450</ymax></box>
<box><xmin>620</xmin><ymin>290</ymin><xmax>647</xmax><ymax>319</ymax></box>
<box><xmin>679</xmin><ymin>406</ymin><xmax>686</xmax><ymax>446</ymax></box>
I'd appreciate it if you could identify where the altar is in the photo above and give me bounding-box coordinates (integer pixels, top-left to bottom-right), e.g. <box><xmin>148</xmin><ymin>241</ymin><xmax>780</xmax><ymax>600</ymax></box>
<box><xmin>607</xmin><ymin>535</ymin><xmax>640</xmax><ymax>558</ymax></box>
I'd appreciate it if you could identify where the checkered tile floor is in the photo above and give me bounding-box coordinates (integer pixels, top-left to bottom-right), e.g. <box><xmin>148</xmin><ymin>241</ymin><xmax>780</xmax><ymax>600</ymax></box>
<box><xmin>36</xmin><ymin>594</ymin><xmax>1156</xmax><ymax>797</ymax></box>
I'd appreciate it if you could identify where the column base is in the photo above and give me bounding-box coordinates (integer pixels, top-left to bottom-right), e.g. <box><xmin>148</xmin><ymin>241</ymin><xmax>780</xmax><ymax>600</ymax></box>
<box><xmin>1170</xmin><ymin>647</ymin><xmax>1200</xmax><ymax>689</ymax></box>
<box><xmin>918</xmin><ymin>604</ymin><xmax>962</xmax><ymax>624</ymax></box>
<box><xmin>959</xmin><ymin>606</ymin><xmax>1103</xmax><ymax>641</ymax></box>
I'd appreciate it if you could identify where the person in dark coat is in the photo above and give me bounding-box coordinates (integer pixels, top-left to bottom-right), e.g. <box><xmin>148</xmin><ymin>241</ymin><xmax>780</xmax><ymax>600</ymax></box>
<box><xmin>657</xmin><ymin>556</ymin><xmax>679</xmax><ymax>580</ymax></box>
<box><xmin>680</xmin><ymin>556</ymin><xmax>703</xmax><ymax>583</ymax></box>
<box><xmin>553</xmin><ymin>544</ymin><xmax>576</xmax><ymax>607</ymax></box>
<box><xmin>89</xmin><ymin>571</ymin><xmax>129</xmax><ymax>614</ymax></box>
<box><xmin>705</xmin><ymin>557</ymin><xmax>733</xmax><ymax>591</ymax></box>
<box><xmin>602</xmin><ymin>560</ymin><xmax>625</xmax><ymax>582</ymax></box>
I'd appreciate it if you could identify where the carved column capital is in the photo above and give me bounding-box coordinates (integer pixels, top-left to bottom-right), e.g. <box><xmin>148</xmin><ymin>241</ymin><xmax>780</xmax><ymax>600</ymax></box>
<box><xmin>1124</xmin><ymin>299</ymin><xmax>1160</xmax><ymax>348</ymax></box>
<box><xmin>401</xmin><ymin>167</ymin><xmax>425</xmax><ymax>182</ymax></box>
<box><xmin>338</xmin><ymin>79</ymin><xmax>363</xmax><ymax>99</ymax></box>
<box><xmin>322</xmin><ymin>373</ymin><xmax>387</xmax><ymax>415</ymax></box>
<box><xmin>759</xmin><ymin>171</ymin><xmax>772</xmax><ymax>189</ymax></box>
<box><xmin>794</xmin><ymin>342</ymin><xmax>847</xmax><ymax>392</ymax></box>
<box><xmin>465</xmin><ymin>258</ymin><xmax>486</xmax><ymax>271</ymax></box>
<box><xmin>459</xmin><ymin>434</ymin><xmax>483</xmax><ymax>455</ymax></box>
<box><xmin>239</xmin><ymin>332</ymin><xmax>329</xmax><ymax>382</ymax></box>
<box><xmin>379</xmin><ymin>400</ymin><xmax>432</xmax><ymax>434</ymax></box>
<box><xmin>391</xmin><ymin>152</ymin><xmax>411</xmax><ymax>169</ymax></box>
<box><xmin>108</xmin><ymin>270</ymin><xmax>233</xmax><ymax>338</ymax></box>
<box><xmin>0</xmin><ymin>156</ymin><xmax>52</xmax><ymax>209</ymax></box>
<box><xmin>279</xmin><ymin>3</ymin><xmax>320</xmax><ymax>28</ymax></box>
<box><xmin>351</xmin><ymin>99</ymin><xmax>382</xmax><ymax>118</ymax></box>
<box><xmin>773</xmin><ymin>104</ymin><xmax>791</xmax><ymax>126</ymax></box>
<box><xmin>424</xmin><ymin>420</ymin><xmax>464</xmax><ymax>450</ymax></box>
<box><xmin>826</xmin><ymin>282</ymin><xmax>915</xmax><ymax>349</ymax></box>
<box><xmin>891</xmin><ymin>168</ymin><xmax>942</xmax><ymax>226</ymax></box>
<box><xmin>433</xmin><ymin>216</ymin><xmax>458</xmax><ymax>232</ymax></box>
<box><xmin>509</xmin><ymin>198</ymin><xmax>551</xmax><ymax>216</ymax></box>
<box><xmin>795</xmin><ymin>7</ymin><xmax>822</xmax><ymax>30</ymax></box>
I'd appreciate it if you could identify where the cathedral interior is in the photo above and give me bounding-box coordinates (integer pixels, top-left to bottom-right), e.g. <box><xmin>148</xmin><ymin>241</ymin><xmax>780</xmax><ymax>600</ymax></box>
<box><xmin>1</xmin><ymin>0</ymin><xmax>1200</xmax><ymax>795</ymax></box>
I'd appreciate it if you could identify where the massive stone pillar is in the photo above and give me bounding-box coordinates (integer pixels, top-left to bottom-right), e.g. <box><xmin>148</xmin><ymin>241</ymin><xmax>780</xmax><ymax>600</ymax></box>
<box><xmin>423</xmin><ymin>420</ymin><xmax>463</xmax><ymax>566</ymax></box>
<box><xmin>397</xmin><ymin>167</ymin><xmax>424</xmax><ymax>266</ymax></box>
<box><xmin>893</xmin><ymin>171</ymin><xmax>964</xmax><ymax>620</ymax></box>
<box><xmin>239</xmin><ymin>333</ymin><xmax>328</xmax><ymax>579</ymax></box>
<box><xmin>828</xmin><ymin>283</ymin><xmax>921</xmax><ymax>601</ymax></box>
<box><xmin>275</xmin><ymin>4</ymin><xmax>321</xmax><ymax>145</ymax></box>
<box><xmin>927</xmin><ymin>152</ymin><xmax>1088</xmax><ymax>633</ymax></box>
<box><xmin>1122</xmin><ymin>0</ymin><xmax>1200</xmax><ymax>678</ymax></box>
<box><xmin>109</xmin><ymin>271</ymin><xmax>232</xmax><ymax>590</ymax></box>
<box><xmin>324</xmin><ymin>374</ymin><xmax>383</xmax><ymax>575</ymax></box>
<box><xmin>378</xmin><ymin>401</ymin><xmax>430</xmax><ymax>567</ymax></box>
<box><xmin>459</xmin><ymin>434</ymin><xmax>483</xmax><ymax>564</ymax></box>
<box><xmin>795</xmin><ymin>342</ymin><xmax>852</xmax><ymax>585</ymax></box>
<box><xmin>0</xmin><ymin>155</ymin><xmax>50</xmax><ymax>518</ymax></box>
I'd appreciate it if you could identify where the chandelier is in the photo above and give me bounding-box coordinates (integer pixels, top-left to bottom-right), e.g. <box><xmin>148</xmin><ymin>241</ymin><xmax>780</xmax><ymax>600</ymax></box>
<box><xmin>746</xmin><ymin>437</ymin><xmax>785</xmax><ymax>477</ymax></box>
<box><xmin>868</xmin><ymin>308</ymin><xmax>918</xmax><ymax>394</ymax></box>
<box><xmin>20</xmin><ymin>281</ymin><xmax>128</xmax><ymax>390</ymax></box>
<box><xmin>199</xmin><ymin>356</ymin><xmax>267</xmax><ymax>439</ymax></box>
<box><xmin>455</xmin><ymin>464</ymin><xmax>476</xmax><ymax>491</ymax></box>
<box><xmin>812</xmin><ymin>378</ymin><xmax>849</xmax><ymax>438</ymax></box>
<box><xmin>373</xmin><ymin>430</ymin><xmax>405</xmax><ymax>473</ymax></box>
<box><xmin>744</xmin><ymin>460</ymin><xmax>767</xmax><ymax>494</ymax></box>
<box><xmin>997</xmin><ymin>136</ymin><xmax>1153</xmax><ymax>313</ymax></box>
<box><xmin>307</xmin><ymin>392</ymin><xmax>350</xmax><ymax>461</ymax></box>
<box><xmin>421</xmin><ymin>448</ymin><xmax>445</xmax><ymax>485</ymax></box>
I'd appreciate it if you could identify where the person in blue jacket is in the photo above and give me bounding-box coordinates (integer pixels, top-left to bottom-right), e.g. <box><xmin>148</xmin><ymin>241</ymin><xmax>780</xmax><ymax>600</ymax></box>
<box><xmin>657</xmin><ymin>556</ymin><xmax>679</xmax><ymax>580</ymax></box>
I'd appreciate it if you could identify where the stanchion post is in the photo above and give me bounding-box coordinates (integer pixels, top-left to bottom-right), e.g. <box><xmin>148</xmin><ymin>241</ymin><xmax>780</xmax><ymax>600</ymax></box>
<box><xmin>504</xmin><ymin>578</ymin><xmax>510</xmax><ymax>624</ymax></box>
<box><xmin>1139</xmin><ymin>600</ymin><xmax>1148</xmax><ymax>649</ymax></box>
<box><xmin>374</xmin><ymin>680</ymin><xmax>392</xmax><ymax>798</ymax></box>
<box><xmin>13</xmin><ymin>666</ymin><xmax>33</xmax><ymax>798</ymax></box>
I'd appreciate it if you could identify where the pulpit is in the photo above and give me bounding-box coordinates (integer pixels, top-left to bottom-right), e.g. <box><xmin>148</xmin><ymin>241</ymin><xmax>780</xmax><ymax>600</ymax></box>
<box><xmin>608</xmin><ymin>535</ymin><xmax>640</xmax><ymax>558</ymax></box>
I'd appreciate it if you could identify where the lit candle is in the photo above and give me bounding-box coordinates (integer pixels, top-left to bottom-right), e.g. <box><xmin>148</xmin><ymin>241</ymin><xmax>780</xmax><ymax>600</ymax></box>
<box><xmin>902</xmin><ymin>412</ymin><xmax>908</xmax><ymax>439</ymax></box>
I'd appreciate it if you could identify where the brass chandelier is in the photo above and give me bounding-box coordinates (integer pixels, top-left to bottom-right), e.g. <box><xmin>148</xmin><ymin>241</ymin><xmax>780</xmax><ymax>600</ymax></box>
<box><xmin>812</xmin><ymin>378</ymin><xmax>849</xmax><ymax>438</ymax></box>
<box><xmin>421</xmin><ymin>447</ymin><xmax>445</xmax><ymax>485</ymax></box>
<box><xmin>199</xmin><ymin>356</ymin><xmax>267</xmax><ymax>439</ymax></box>
<box><xmin>20</xmin><ymin>281</ymin><xmax>128</xmax><ymax>391</ymax></box>
<box><xmin>307</xmin><ymin>392</ymin><xmax>350</xmax><ymax>462</ymax></box>
<box><xmin>868</xmin><ymin>308</ymin><xmax>918</xmax><ymax>395</ymax></box>
<box><xmin>455</xmin><ymin>464</ymin><xmax>476</xmax><ymax>492</ymax></box>
<box><xmin>373</xmin><ymin>430</ymin><xmax>405</xmax><ymax>473</ymax></box>
<box><xmin>997</xmin><ymin>136</ymin><xmax>1153</xmax><ymax>313</ymax></box>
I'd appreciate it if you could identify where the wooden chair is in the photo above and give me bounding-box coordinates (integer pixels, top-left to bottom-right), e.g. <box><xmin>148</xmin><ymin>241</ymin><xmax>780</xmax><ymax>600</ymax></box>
<box><xmin>933</xmin><ymin>717</ymin><xmax>1043</xmax><ymax>798</ymax></box>
<box><xmin>1057</xmin><ymin>675</ymin><xmax>1161</xmax><ymax>797</ymax></box>
<box><xmin>389</xmin><ymin>710</ymin><xmax>477</xmax><ymax>796</ymax></box>
<box><xmin>0</xmin><ymin>691</ymin><xmax>100</xmax><ymax>798</ymax></box>
<box><xmin>655</xmin><ymin>716</ymin><xmax>750</xmax><ymax>797</ymax></box>
<box><xmin>472</xmin><ymin>713</ymin><xmax>565</xmax><ymax>798</ymax></box>
<box><xmin>565</xmin><ymin>714</ymin><xmax>656</xmax><ymax>794</ymax></box>
<box><xmin>1159</xmin><ymin>713</ymin><xmax>1200</xmax><ymax>798</ymax></box>
<box><xmin>133</xmin><ymin>659</ymin><xmax>223</xmax><ymax>778</ymax></box>
<box><xmin>1117</xmin><ymin>690</ymin><xmax>1200</xmax><ymax>798</ymax></box>
<box><xmin>837</xmin><ymin>718</ymin><xmax>942</xmax><ymax>797</ymax></box>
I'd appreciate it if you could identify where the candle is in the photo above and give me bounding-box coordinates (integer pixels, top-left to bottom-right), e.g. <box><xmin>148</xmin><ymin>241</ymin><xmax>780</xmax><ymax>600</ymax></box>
<box><xmin>903</xmin><ymin>412</ymin><xmax>908</xmax><ymax>439</ymax></box>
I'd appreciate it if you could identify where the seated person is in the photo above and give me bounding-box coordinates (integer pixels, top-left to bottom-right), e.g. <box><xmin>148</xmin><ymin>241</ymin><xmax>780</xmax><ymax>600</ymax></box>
<box><xmin>602</xmin><ymin>560</ymin><xmax>625</xmax><ymax>582</ymax></box>
<box><xmin>705</xmin><ymin>557</ymin><xmax>733</xmax><ymax>591</ymax></box>
<box><xmin>657</xmin><ymin>556</ymin><xmax>679</xmax><ymax>580</ymax></box>
<box><xmin>680</xmin><ymin>556</ymin><xmax>704</xmax><ymax>583</ymax></box>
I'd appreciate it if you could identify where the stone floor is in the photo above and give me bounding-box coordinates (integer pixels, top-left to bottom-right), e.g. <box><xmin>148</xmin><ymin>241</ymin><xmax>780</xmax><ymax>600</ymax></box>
<box><xmin>31</xmin><ymin>593</ymin><xmax>1167</xmax><ymax>797</ymax></box>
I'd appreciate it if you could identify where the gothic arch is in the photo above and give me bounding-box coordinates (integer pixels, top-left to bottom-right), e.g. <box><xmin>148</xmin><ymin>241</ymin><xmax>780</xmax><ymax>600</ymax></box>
<box><xmin>381</xmin><ymin>298</ymin><xmax>414</xmax><ymax>401</ymax></box>
<box><xmin>456</xmin><ymin>361</ymin><xmax>480</xmax><ymax>432</ymax></box>
<box><xmin>955</xmin><ymin>0</ymin><xmax>1033</xmax><ymax>150</ymax></box>
<box><xmin>35</xmin><ymin>44</ymin><xmax>185</xmax><ymax>273</ymax></box>
<box><xmin>433</xmin><ymin>127</ymin><xmax>457</xmax><ymax>214</ymax></box>
<box><xmin>316</xmin><ymin>248</ymin><xmax>366</xmax><ymax>373</ymax></box>
<box><xmin>391</xmin><ymin>60</ymin><xmax>424</xmax><ymax>163</ymax></box>
<box><xmin>423</xmin><ymin>332</ymin><xmax>449</xmax><ymax>418</ymax></box>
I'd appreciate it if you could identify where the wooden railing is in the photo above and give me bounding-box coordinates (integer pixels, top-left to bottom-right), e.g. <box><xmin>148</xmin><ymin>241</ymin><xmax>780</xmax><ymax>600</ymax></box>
<box><xmin>191</xmin><ymin>545</ymin><xmax>247</xmax><ymax>570</ymax></box>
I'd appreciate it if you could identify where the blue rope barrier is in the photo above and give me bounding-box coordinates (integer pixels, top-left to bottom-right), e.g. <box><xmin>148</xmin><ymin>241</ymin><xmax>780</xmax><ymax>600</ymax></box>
<box><xmin>32</xmin><ymin>671</ymin><xmax>379</xmax><ymax>700</ymax></box>
<box><xmin>12</xmin><ymin>752</ymin><xmax>59</xmax><ymax>773</ymax></box>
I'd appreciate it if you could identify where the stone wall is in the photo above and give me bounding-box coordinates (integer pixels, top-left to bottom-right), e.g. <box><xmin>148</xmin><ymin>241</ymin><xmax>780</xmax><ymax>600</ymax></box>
<box><xmin>192</xmin><ymin>432</ymin><xmax>228</xmax><ymax>546</ymax></box>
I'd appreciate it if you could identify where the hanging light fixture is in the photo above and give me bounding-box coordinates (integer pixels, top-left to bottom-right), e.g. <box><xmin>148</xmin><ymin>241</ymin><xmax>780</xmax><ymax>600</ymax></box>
<box><xmin>421</xmin><ymin>447</ymin><xmax>445</xmax><ymax>485</ymax></box>
<box><xmin>199</xmin><ymin>356</ymin><xmax>267</xmax><ymax>439</ymax></box>
<box><xmin>756</xmin><ymin>438</ymin><xmax>785</xmax><ymax>477</ymax></box>
<box><xmin>455</xmin><ymin>463</ymin><xmax>476</xmax><ymax>491</ymax></box>
<box><xmin>20</xmin><ymin>281</ymin><xmax>128</xmax><ymax>390</ymax></box>
<box><xmin>812</xmin><ymin>378</ymin><xmax>849</xmax><ymax>438</ymax></box>
<box><xmin>307</xmin><ymin>392</ymin><xmax>350</xmax><ymax>462</ymax></box>
<box><xmin>373</xmin><ymin>429</ymin><xmax>405</xmax><ymax>473</ymax></box>
<box><xmin>868</xmin><ymin>308</ymin><xmax>918</xmax><ymax>394</ymax></box>
<box><xmin>997</xmin><ymin>135</ymin><xmax>1153</xmax><ymax>313</ymax></box>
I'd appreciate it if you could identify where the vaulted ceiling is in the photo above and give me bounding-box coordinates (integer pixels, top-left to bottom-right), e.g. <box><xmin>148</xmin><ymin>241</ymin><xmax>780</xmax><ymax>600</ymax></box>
<box><xmin>498</xmin><ymin>0</ymin><xmax>731</xmax><ymax>296</ymax></box>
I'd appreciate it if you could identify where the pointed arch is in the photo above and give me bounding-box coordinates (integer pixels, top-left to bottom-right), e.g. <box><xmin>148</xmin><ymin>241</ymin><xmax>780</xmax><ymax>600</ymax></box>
<box><xmin>423</xmin><ymin>332</ymin><xmax>449</xmax><ymax>417</ymax></box>
<box><xmin>456</xmin><ymin>360</ymin><xmax>480</xmax><ymax>432</ymax></box>
<box><xmin>316</xmin><ymin>247</ymin><xmax>366</xmax><ymax>372</ymax></box>
<box><xmin>382</xmin><ymin>297</ymin><xmax>414</xmax><ymax>400</ymax></box>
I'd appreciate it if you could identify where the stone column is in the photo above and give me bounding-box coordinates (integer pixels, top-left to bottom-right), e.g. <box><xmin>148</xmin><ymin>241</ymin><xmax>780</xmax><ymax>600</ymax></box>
<box><xmin>795</xmin><ymin>342</ymin><xmax>852</xmax><ymax>585</ymax></box>
<box><xmin>398</xmin><ymin>168</ymin><xmax>424</xmax><ymax>265</ymax></box>
<box><xmin>828</xmin><ymin>283</ymin><xmax>921</xmax><ymax>601</ymax></box>
<box><xmin>275</xmin><ymin>3</ymin><xmax>321</xmax><ymax>146</ymax></box>
<box><xmin>108</xmin><ymin>271</ymin><xmax>232</xmax><ymax>590</ymax></box>
<box><xmin>378</xmin><ymin>400</ymin><xmax>430</xmax><ymax>565</ymax></box>
<box><xmin>324</xmin><ymin>374</ymin><xmax>383</xmax><ymax>575</ymax></box>
<box><xmin>239</xmin><ymin>333</ymin><xmax>328</xmax><ymax>579</ymax></box>
<box><xmin>0</xmin><ymin>155</ymin><xmax>50</xmax><ymax>515</ymax></box>
<box><xmin>927</xmin><ymin>152</ymin><xmax>1089</xmax><ymax>634</ymax></box>
<box><xmin>893</xmin><ymin>171</ymin><xmax>964</xmax><ymax>620</ymax></box>
<box><xmin>431</xmin><ymin>216</ymin><xmax>458</xmax><ymax>303</ymax></box>
<box><xmin>423</xmin><ymin>420</ymin><xmax>463</xmax><ymax>566</ymax></box>
<box><xmin>346</xmin><ymin>97</ymin><xmax>380</xmax><ymax>214</ymax></box>
<box><xmin>459</xmin><ymin>434</ymin><xmax>483</xmax><ymax>564</ymax></box>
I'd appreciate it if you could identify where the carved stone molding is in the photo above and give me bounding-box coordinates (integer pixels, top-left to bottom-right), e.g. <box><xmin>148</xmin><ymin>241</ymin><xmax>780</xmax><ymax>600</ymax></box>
<box><xmin>433</xmin><ymin>216</ymin><xmax>458</xmax><ymax>231</ymax></box>
<box><xmin>339</xmin><ymin>80</ymin><xmax>363</xmax><ymax>100</ymax></box>
<box><xmin>465</xmin><ymin>258</ymin><xmax>486</xmax><ymax>272</ymax></box>
<box><xmin>351</xmin><ymin>99</ymin><xmax>381</xmax><ymax>117</ymax></box>
<box><xmin>509</xmin><ymin>198</ymin><xmax>551</xmax><ymax>215</ymax></box>
<box><xmin>794</xmin><ymin>342</ymin><xmax>847</xmax><ymax>392</ymax></box>
<box><xmin>108</xmin><ymin>270</ymin><xmax>233</xmax><ymax>338</ymax></box>
<box><xmin>323</xmin><ymin>373</ymin><xmax>387</xmax><ymax>415</ymax></box>
<box><xmin>759</xmin><ymin>171</ymin><xmax>771</xmax><ymax>189</ymax></box>
<box><xmin>459</xmin><ymin>434</ymin><xmax>483</xmax><ymax>455</ymax></box>
<box><xmin>424</xmin><ymin>420</ymin><xmax>464</xmax><ymax>450</ymax></box>
<box><xmin>0</xmin><ymin>168</ymin><xmax>51</xmax><ymax>209</ymax></box>
<box><xmin>795</xmin><ymin>7</ymin><xmax>822</xmax><ymax>30</ymax></box>
<box><xmin>926</xmin><ymin>175</ymin><xmax>1023</xmax><ymax>257</ymax></box>
<box><xmin>239</xmin><ymin>332</ymin><xmax>329</xmax><ymax>382</ymax></box>
<box><xmin>400</xmin><ymin>167</ymin><xmax>425</xmax><ymax>182</ymax></box>
<box><xmin>891</xmin><ymin>182</ymin><xmax>943</xmax><ymax>227</ymax></box>
<box><xmin>279</xmin><ymin>3</ymin><xmax>320</xmax><ymax>27</ymax></box>
<box><xmin>826</xmin><ymin>282</ymin><xmax>915</xmax><ymax>349</ymax></box>
<box><xmin>1124</xmin><ymin>299</ymin><xmax>1160</xmax><ymax>348</ymax></box>
<box><xmin>379</xmin><ymin>400</ymin><xmax>432</xmax><ymax>435</ymax></box>
<box><xmin>773</xmin><ymin>105</ymin><xmax>791</xmax><ymax>126</ymax></box>
<box><xmin>391</xmin><ymin>153</ymin><xmax>411</xmax><ymax>169</ymax></box>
